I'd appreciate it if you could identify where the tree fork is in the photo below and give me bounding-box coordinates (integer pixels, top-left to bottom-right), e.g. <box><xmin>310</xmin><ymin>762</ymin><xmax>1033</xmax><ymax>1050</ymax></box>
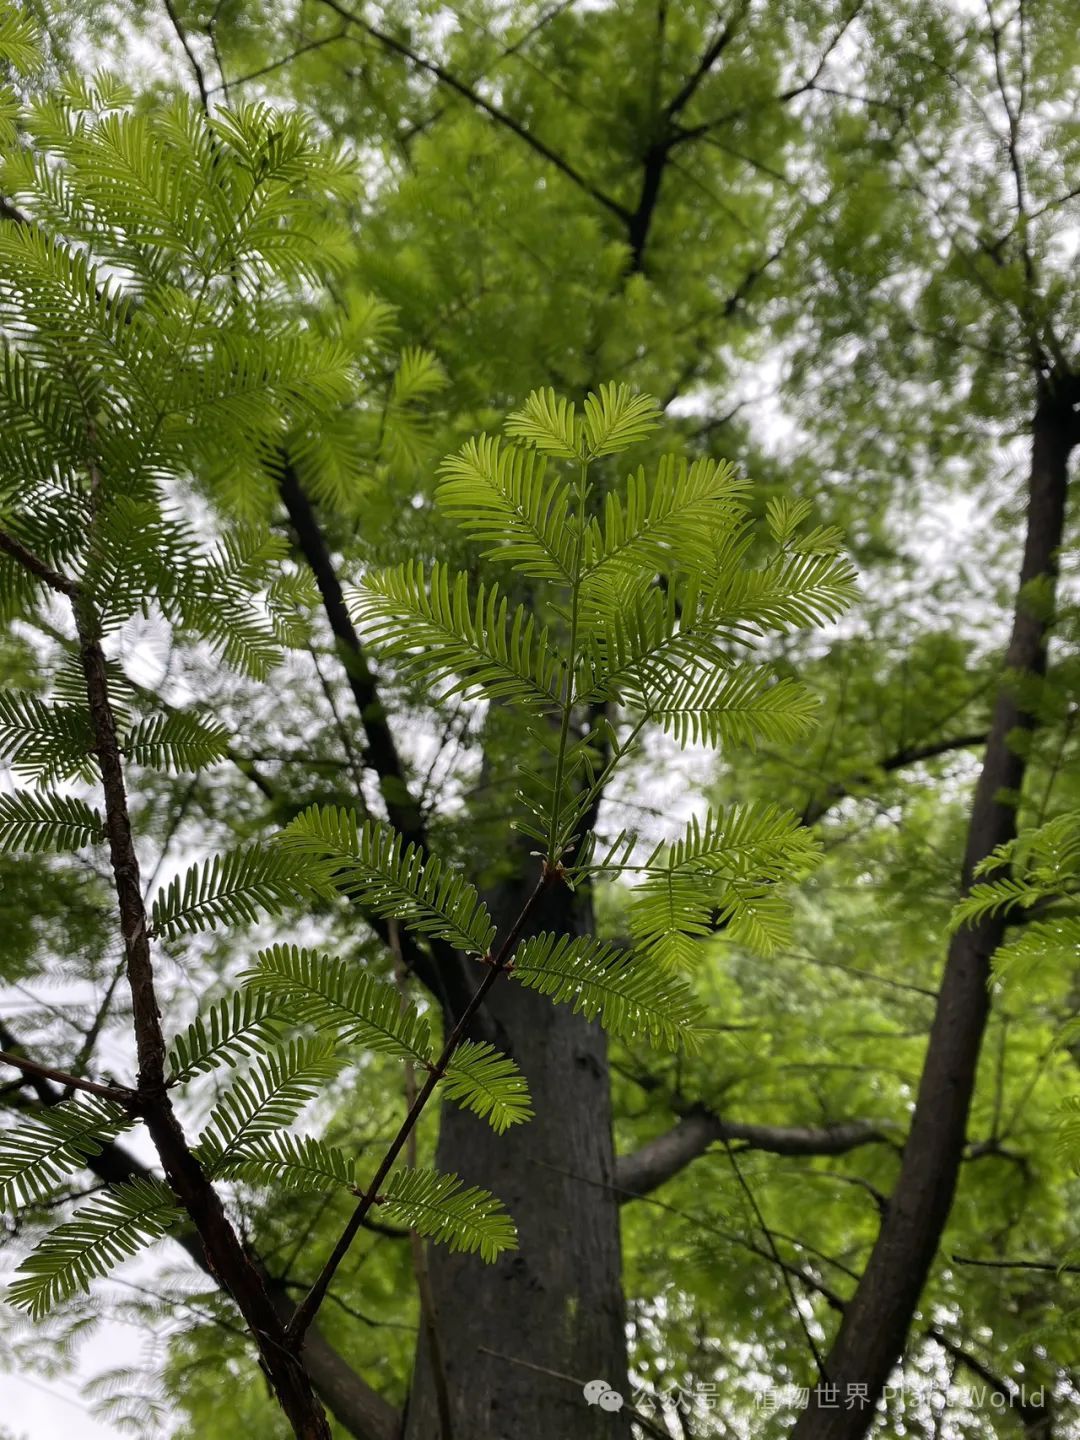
<box><xmin>791</xmin><ymin>375</ymin><xmax>1078</xmax><ymax>1439</ymax></box>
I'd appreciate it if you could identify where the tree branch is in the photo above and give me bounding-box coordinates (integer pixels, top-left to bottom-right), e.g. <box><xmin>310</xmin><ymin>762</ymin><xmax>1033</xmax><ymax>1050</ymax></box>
<box><xmin>312</xmin><ymin>0</ymin><xmax>629</xmax><ymax>224</ymax></box>
<box><xmin>801</xmin><ymin>732</ymin><xmax>990</xmax><ymax>826</ymax></box>
<box><xmin>0</xmin><ymin>1048</ymin><xmax>135</xmax><ymax>1105</ymax></box>
<box><xmin>791</xmin><ymin>377</ymin><xmax>1079</xmax><ymax>1439</ymax></box>
<box><xmin>615</xmin><ymin>1106</ymin><xmax>890</xmax><ymax>1199</ymax></box>
<box><xmin>276</xmin><ymin>458</ymin><xmax>479</xmax><ymax>1024</ymax></box>
<box><xmin>162</xmin><ymin>0</ymin><xmax>211</xmax><ymax>113</ymax></box>
<box><xmin>0</xmin><ymin>526</ymin><xmax>77</xmax><ymax>595</ymax></box>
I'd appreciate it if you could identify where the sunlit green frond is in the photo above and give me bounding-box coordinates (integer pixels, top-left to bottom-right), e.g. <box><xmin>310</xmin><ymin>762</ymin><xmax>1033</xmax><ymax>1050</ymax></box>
<box><xmin>644</xmin><ymin>665</ymin><xmax>819</xmax><ymax>749</ymax></box>
<box><xmin>0</xmin><ymin>1098</ymin><xmax>131</xmax><ymax>1208</ymax></box>
<box><xmin>7</xmin><ymin>1178</ymin><xmax>179</xmax><ymax>1320</ymax></box>
<box><xmin>275</xmin><ymin>806</ymin><xmax>496</xmax><ymax>955</ymax></box>
<box><xmin>626</xmin><ymin>806</ymin><xmax>820</xmax><ymax>962</ymax></box>
<box><xmin>377</xmin><ymin>1166</ymin><xmax>516</xmax><ymax>1261</ymax></box>
<box><xmin>949</xmin><ymin>876</ymin><xmax>1043</xmax><ymax>931</ymax></box>
<box><xmin>122</xmin><ymin>712</ymin><xmax>231</xmax><ymax>772</ymax></box>
<box><xmin>581</xmin><ymin>578</ymin><xmax>742</xmax><ymax>705</ymax></box>
<box><xmin>504</xmin><ymin>386</ymin><xmax>580</xmax><ymax>457</ymax></box>
<box><xmin>167</xmin><ymin>990</ymin><xmax>290</xmax><ymax>1082</ymax></box>
<box><xmin>765</xmin><ymin>496</ymin><xmax>815</xmax><ymax>544</ymax></box>
<box><xmin>213</xmin><ymin>1132</ymin><xmax>358</xmax><ymax>1194</ymax></box>
<box><xmin>436</xmin><ymin>434</ymin><xmax>575</xmax><ymax>581</ymax></box>
<box><xmin>197</xmin><ymin>1039</ymin><xmax>341</xmax><ymax>1170</ymax></box>
<box><xmin>0</xmin><ymin>790</ymin><xmax>104</xmax><ymax>853</ymax></box>
<box><xmin>509</xmin><ymin>933</ymin><xmax>702</xmax><ymax>1051</ymax></box>
<box><xmin>992</xmin><ymin>916</ymin><xmax>1080</xmax><ymax>988</ymax></box>
<box><xmin>149</xmin><ymin>844</ymin><xmax>331</xmax><ymax>939</ymax></box>
<box><xmin>0</xmin><ymin>692</ymin><xmax>96</xmax><ymax>785</ymax></box>
<box><xmin>581</xmin><ymin>383</ymin><xmax>662</xmax><ymax>458</ymax></box>
<box><xmin>242</xmin><ymin>944</ymin><xmax>432</xmax><ymax>1060</ymax></box>
<box><xmin>705</xmin><ymin>549</ymin><xmax>859</xmax><ymax>635</ymax></box>
<box><xmin>581</xmin><ymin>455</ymin><xmax>749</xmax><ymax>599</ymax></box>
<box><xmin>441</xmin><ymin>1041</ymin><xmax>533</xmax><ymax>1133</ymax></box>
<box><xmin>349</xmin><ymin>560</ymin><xmax>562</xmax><ymax>707</ymax></box>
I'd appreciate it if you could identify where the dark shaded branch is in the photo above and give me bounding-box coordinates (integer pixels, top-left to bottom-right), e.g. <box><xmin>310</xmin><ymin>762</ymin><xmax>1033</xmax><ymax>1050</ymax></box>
<box><xmin>0</xmin><ymin>527</ymin><xmax>77</xmax><ymax>595</ymax></box>
<box><xmin>663</xmin><ymin>0</ymin><xmax>749</xmax><ymax>123</ymax></box>
<box><xmin>0</xmin><ymin>1047</ymin><xmax>134</xmax><ymax>1104</ymax></box>
<box><xmin>615</xmin><ymin>1106</ymin><xmax>890</xmax><ymax>1199</ymax></box>
<box><xmin>625</xmin><ymin>0</ymin><xmax>750</xmax><ymax>271</ymax></box>
<box><xmin>792</xmin><ymin>377</ymin><xmax>1078</xmax><ymax>1439</ymax></box>
<box><xmin>928</xmin><ymin>1327</ymin><xmax>1052</xmax><ymax>1432</ymax></box>
<box><xmin>673</xmin><ymin>0</ymin><xmax>867</xmax><ymax>145</ymax></box>
<box><xmin>801</xmin><ymin>732</ymin><xmax>990</xmax><ymax>826</ymax></box>
<box><xmin>71</xmin><ymin>584</ymin><xmax>332</xmax><ymax>1439</ymax></box>
<box><xmin>209</xmin><ymin>30</ymin><xmax>349</xmax><ymax>95</ymax></box>
<box><xmin>951</xmin><ymin>1254</ymin><xmax>1080</xmax><ymax>1275</ymax></box>
<box><xmin>162</xmin><ymin>0</ymin><xmax>211</xmax><ymax>112</ymax></box>
<box><xmin>313</xmin><ymin>0</ymin><xmax>629</xmax><ymax>224</ymax></box>
<box><xmin>276</xmin><ymin>459</ymin><xmax>477</xmax><ymax>1022</ymax></box>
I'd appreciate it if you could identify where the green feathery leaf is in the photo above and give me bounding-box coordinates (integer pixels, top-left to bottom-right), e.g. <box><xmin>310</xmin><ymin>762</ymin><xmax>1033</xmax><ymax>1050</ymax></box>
<box><xmin>197</xmin><ymin>1039</ymin><xmax>341</xmax><ymax>1171</ymax></box>
<box><xmin>643</xmin><ymin>665</ymin><xmax>819</xmax><ymax>749</ymax></box>
<box><xmin>275</xmin><ymin>807</ymin><xmax>496</xmax><ymax>956</ymax></box>
<box><xmin>581</xmin><ymin>382</ymin><xmax>662</xmax><ymax>458</ymax></box>
<box><xmin>167</xmin><ymin>990</ymin><xmax>290</xmax><ymax>1082</ymax></box>
<box><xmin>213</xmin><ymin>1133</ymin><xmax>358</xmax><ymax>1194</ymax></box>
<box><xmin>436</xmin><ymin>434</ymin><xmax>575</xmax><ymax>582</ymax></box>
<box><xmin>504</xmin><ymin>386</ymin><xmax>580</xmax><ymax>458</ymax></box>
<box><xmin>349</xmin><ymin>560</ymin><xmax>562</xmax><ymax>707</ymax></box>
<box><xmin>122</xmin><ymin>712</ymin><xmax>231</xmax><ymax>772</ymax></box>
<box><xmin>149</xmin><ymin>843</ymin><xmax>332</xmax><ymax>939</ymax></box>
<box><xmin>0</xmin><ymin>1098</ymin><xmax>132</xmax><ymax>1209</ymax></box>
<box><xmin>377</xmin><ymin>1166</ymin><xmax>516</xmax><ymax>1261</ymax></box>
<box><xmin>242</xmin><ymin>944</ymin><xmax>433</xmax><ymax>1059</ymax></box>
<box><xmin>7</xmin><ymin>1178</ymin><xmax>179</xmax><ymax>1320</ymax></box>
<box><xmin>581</xmin><ymin>454</ymin><xmax>749</xmax><ymax>601</ymax></box>
<box><xmin>0</xmin><ymin>692</ymin><xmax>96</xmax><ymax>785</ymax></box>
<box><xmin>626</xmin><ymin>805</ymin><xmax>820</xmax><ymax>962</ymax></box>
<box><xmin>509</xmin><ymin>933</ymin><xmax>702</xmax><ymax>1051</ymax></box>
<box><xmin>441</xmin><ymin>1041</ymin><xmax>533</xmax><ymax>1133</ymax></box>
<box><xmin>0</xmin><ymin>790</ymin><xmax>105</xmax><ymax>853</ymax></box>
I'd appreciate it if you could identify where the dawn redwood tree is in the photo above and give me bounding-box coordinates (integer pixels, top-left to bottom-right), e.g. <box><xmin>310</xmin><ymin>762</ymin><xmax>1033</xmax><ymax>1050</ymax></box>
<box><xmin>0</xmin><ymin>14</ymin><xmax>856</xmax><ymax>1439</ymax></box>
<box><xmin>2</xmin><ymin>3</ymin><xmax>1079</xmax><ymax>1439</ymax></box>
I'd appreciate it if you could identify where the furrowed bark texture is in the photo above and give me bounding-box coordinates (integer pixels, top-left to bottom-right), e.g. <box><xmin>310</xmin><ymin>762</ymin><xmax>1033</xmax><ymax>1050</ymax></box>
<box><xmin>77</xmin><ymin>613</ymin><xmax>334</xmax><ymax>1440</ymax></box>
<box><xmin>792</xmin><ymin>384</ymin><xmax>1076</xmax><ymax>1439</ymax></box>
<box><xmin>403</xmin><ymin>875</ymin><xmax>629</xmax><ymax>1440</ymax></box>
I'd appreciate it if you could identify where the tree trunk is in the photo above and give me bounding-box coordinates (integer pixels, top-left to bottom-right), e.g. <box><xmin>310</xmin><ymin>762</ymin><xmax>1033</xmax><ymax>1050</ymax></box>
<box><xmin>791</xmin><ymin>382</ymin><xmax>1076</xmax><ymax>1440</ymax></box>
<box><xmin>403</xmin><ymin>877</ymin><xmax>630</xmax><ymax>1440</ymax></box>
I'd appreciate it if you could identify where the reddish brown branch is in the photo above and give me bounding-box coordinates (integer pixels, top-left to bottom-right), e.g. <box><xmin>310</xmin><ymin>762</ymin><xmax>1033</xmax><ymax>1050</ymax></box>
<box><xmin>0</xmin><ymin>1049</ymin><xmax>135</xmax><ymax>1105</ymax></box>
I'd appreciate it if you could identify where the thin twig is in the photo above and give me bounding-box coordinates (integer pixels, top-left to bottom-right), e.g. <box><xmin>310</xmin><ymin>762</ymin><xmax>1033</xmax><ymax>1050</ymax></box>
<box><xmin>0</xmin><ymin>1049</ymin><xmax>136</xmax><ymax>1104</ymax></box>
<box><xmin>721</xmin><ymin>1137</ymin><xmax>827</xmax><ymax>1379</ymax></box>
<box><xmin>391</xmin><ymin>919</ymin><xmax>454</xmax><ymax>1440</ymax></box>
<box><xmin>162</xmin><ymin>0</ymin><xmax>212</xmax><ymax>113</ymax></box>
<box><xmin>286</xmin><ymin>863</ymin><xmax>557</xmax><ymax>1344</ymax></box>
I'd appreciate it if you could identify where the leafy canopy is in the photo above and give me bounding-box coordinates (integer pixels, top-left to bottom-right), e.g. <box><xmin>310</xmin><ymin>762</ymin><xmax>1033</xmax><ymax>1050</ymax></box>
<box><xmin>0</xmin><ymin>4</ymin><xmax>857</xmax><ymax>1386</ymax></box>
